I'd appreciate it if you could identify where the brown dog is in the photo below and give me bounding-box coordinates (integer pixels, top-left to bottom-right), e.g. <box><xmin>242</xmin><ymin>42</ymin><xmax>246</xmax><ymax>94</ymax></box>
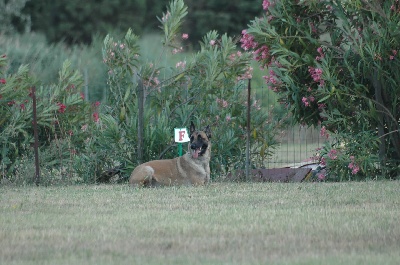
<box><xmin>129</xmin><ymin>122</ymin><xmax>211</xmax><ymax>187</ymax></box>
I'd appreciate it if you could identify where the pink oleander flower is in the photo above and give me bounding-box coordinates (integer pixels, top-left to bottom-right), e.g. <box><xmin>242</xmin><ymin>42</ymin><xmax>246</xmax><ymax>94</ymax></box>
<box><xmin>172</xmin><ymin>47</ymin><xmax>183</xmax><ymax>54</ymax></box>
<box><xmin>0</xmin><ymin>78</ymin><xmax>5</xmax><ymax>84</ymax></box>
<box><xmin>320</xmin><ymin>126</ymin><xmax>329</xmax><ymax>139</ymax></box>
<box><xmin>240</xmin><ymin>30</ymin><xmax>258</xmax><ymax>51</ymax></box>
<box><xmin>237</xmin><ymin>66</ymin><xmax>253</xmax><ymax>81</ymax></box>
<box><xmin>310</xmin><ymin>22</ymin><xmax>317</xmax><ymax>34</ymax></box>
<box><xmin>317</xmin><ymin>173</ymin><xmax>325</xmax><ymax>180</ymax></box>
<box><xmin>348</xmin><ymin>162</ymin><xmax>360</xmax><ymax>174</ymax></box>
<box><xmin>390</xmin><ymin>50</ymin><xmax>397</xmax><ymax>60</ymax></box>
<box><xmin>93</xmin><ymin>112</ymin><xmax>99</xmax><ymax>123</ymax></box>
<box><xmin>253</xmin><ymin>45</ymin><xmax>270</xmax><ymax>61</ymax></box>
<box><xmin>80</xmin><ymin>92</ymin><xmax>85</xmax><ymax>100</ymax></box>
<box><xmin>216</xmin><ymin>98</ymin><xmax>229</xmax><ymax>108</ymax></box>
<box><xmin>316</xmin><ymin>47</ymin><xmax>325</xmax><ymax>61</ymax></box>
<box><xmin>348</xmin><ymin>156</ymin><xmax>360</xmax><ymax>174</ymax></box>
<box><xmin>226</xmin><ymin>115</ymin><xmax>231</xmax><ymax>122</ymax></box>
<box><xmin>162</xmin><ymin>11</ymin><xmax>171</xmax><ymax>22</ymax></box>
<box><xmin>328</xmin><ymin>149</ymin><xmax>338</xmax><ymax>160</ymax></box>
<box><xmin>262</xmin><ymin>0</ymin><xmax>271</xmax><ymax>11</ymax></box>
<box><xmin>176</xmin><ymin>61</ymin><xmax>186</xmax><ymax>69</ymax></box>
<box><xmin>182</xmin><ymin>33</ymin><xmax>189</xmax><ymax>40</ymax></box>
<box><xmin>57</xmin><ymin>102</ymin><xmax>66</xmax><ymax>113</ymax></box>
<box><xmin>308</xmin><ymin>67</ymin><xmax>324</xmax><ymax>86</ymax></box>
<box><xmin>302</xmin><ymin>97</ymin><xmax>309</xmax><ymax>107</ymax></box>
<box><xmin>153</xmin><ymin>77</ymin><xmax>160</xmax><ymax>86</ymax></box>
<box><xmin>263</xmin><ymin>69</ymin><xmax>281</xmax><ymax>92</ymax></box>
<box><xmin>210</xmin><ymin>40</ymin><xmax>216</xmax><ymax>46</ymax></box>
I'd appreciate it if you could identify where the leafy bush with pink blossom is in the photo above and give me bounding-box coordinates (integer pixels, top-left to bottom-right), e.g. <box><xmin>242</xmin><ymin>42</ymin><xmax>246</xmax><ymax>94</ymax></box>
<box><xmin>0</xmin><ymin>0</ymin><xmax>284</xmax><ymax>184</ymax></box>
<box><xmin>100</xmin><ymin>0</ymin><xmax>283</xmax><ymax>179</ymax></box>
<box><xmin>243</xmin><ymin>0</ymin><xmax>400</xmax><ymax>180</ymax></box>
<box><xmin>0</xmin><ymin>56</ymin><xmax>105</xmax><ymax>183</ymax></box>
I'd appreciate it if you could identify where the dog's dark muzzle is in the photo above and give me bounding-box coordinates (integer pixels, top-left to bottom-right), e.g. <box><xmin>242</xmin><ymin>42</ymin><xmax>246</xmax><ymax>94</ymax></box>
<box><xmin>190</xmin><ymin>142</ymin><xmax>207</xmax><ymax>159</ymax></box>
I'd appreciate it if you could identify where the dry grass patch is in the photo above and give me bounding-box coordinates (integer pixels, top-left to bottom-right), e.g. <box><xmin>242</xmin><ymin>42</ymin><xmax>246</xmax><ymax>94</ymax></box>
<box><xmin>1</xmin><ymin>181</ymin><xmax>399</xmax><ymax>265</ymax></box>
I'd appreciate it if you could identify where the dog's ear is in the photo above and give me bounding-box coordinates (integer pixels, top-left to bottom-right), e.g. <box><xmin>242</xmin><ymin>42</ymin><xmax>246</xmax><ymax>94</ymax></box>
<box><xmin>190</xmin><ymin>121</ymin><xmax>195</xmax><ymax>134</ymax></box>
<box><xmin>204</xmin><ymin>125</ymin><xmax>211</xmax><ymax>139</ymax></box>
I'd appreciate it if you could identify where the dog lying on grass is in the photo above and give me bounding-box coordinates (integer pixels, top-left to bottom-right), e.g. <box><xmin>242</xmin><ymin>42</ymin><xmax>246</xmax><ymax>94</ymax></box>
<box><xmin>129</xmin><ymin>122</ymin><xmax>211</xmax><ymax>187</ymax></box>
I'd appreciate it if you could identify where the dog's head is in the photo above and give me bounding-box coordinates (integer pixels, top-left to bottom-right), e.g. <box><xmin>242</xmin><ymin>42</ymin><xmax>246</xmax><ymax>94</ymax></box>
<box><xmin>189</xmin><ymin>121</ymin><xmax>211</xmax><ymax>159</ymax></box>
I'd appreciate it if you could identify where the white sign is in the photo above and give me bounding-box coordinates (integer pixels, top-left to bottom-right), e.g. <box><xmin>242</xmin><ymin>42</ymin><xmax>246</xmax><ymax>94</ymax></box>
<box><xmin>174</xmin><ymin>128</ymin><xmax>190</xmax><ymax>143</ymax></box>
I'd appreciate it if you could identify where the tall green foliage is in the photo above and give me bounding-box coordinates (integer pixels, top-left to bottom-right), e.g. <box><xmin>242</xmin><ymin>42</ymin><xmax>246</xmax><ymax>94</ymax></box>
<box><xmin>101</xmin><ymin>0</ymin><xmax>281</xmax><ymax>178</ymax></box>
<box><xmin>244</xmin><ymin>0</ymin><xmax>400</xmax><ymax>180</ymax></box>
<box><xmin>0</xmin><ymin>55</ymin><xmax>96</xmax><ymax>182</ymax></box>
<box><xmin>1</xmin><ymin>0</ymin><xmax>282</xmax><ymax>184</ymax></box>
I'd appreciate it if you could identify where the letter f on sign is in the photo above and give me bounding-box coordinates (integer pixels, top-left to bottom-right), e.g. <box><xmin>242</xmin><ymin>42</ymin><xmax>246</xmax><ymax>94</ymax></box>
<box><xmin>179</xmin><ymin>130</ymin><xmax>185</xmax><ymax>141</ymax></box>
<box><xmin>174</xmin><ymin>128</ymin><xmax>189</xmax><ymax>143</ymax></box>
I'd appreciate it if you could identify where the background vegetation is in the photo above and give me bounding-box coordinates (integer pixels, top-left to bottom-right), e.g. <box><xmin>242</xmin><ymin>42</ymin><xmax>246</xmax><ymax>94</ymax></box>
<box><xmin>1</xmin><ymin>0</ymin><xmax>400</xmax><ymax>184</ymax></box>
<box><xmin>17</xmin><ymin>0</ymin><xmax>261</xmax><ymax>47</ymax></box>
<box><xmin>0</xmin><ymin>0</ymin><xmax>283</xmax><ymax>184</ymax></box>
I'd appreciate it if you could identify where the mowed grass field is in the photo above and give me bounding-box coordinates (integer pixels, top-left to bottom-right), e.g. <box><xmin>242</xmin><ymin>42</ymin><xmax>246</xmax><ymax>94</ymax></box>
<box><xmin>1</xmin><ymin>181</ymin><xmax>399</xmax><ymax>265</ymax></box>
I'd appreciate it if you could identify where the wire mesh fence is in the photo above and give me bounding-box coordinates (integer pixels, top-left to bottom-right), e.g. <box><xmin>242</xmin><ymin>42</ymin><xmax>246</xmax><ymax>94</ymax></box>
<box><xmin>266</xmin><ymin>125</ymin><xmax>323</xmax><ymax>168</ymax></box>
<box><xmin>0</xmin><ymin>81</ymin><xmax>328</xmax><ymax>184</ymax></box>
<box><xmin>253</xmin><ymin>85</ymin><xmax>326</xmax><ymax>169</ymax></box>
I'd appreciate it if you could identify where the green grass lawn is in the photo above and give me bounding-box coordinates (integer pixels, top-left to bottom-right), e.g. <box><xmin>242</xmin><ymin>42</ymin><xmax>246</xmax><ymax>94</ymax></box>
<box><xmin>1</xmin><ymin>181</ymin><xmax>399</xmax><ymax>265</ymax></box>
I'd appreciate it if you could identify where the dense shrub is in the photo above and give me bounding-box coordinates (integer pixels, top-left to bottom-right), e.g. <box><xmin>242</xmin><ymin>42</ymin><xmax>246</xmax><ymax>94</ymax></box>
<box><xmin>1</xmin><ymin>0</ymin><xmax>283</xmax><ymax>184</ymax></box>
<box><xmin>101</xmin><ymin>0</ymin><xmax>282</xmax><ymax>179</ymax></box>
<box><xmin>244</xmin><ymin>0</ymin><xmax>400</xmax><ymax>180</ymax></box>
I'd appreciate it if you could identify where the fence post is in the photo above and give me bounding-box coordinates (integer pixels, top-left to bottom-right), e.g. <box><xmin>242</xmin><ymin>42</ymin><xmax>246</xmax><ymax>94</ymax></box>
<box><xmin>84</xmin><ymin>68</ymin><xmax>89</xmax><ymax>101</ymax></box>
<box><xmin>32</xmin><ymin>86</ymin><xmax>40</xmax><ymax>186</ymax></box>
<box><xmin>137</xmin><ymin>78</ymin><xmax>144</xmax><ymax>164</ymax></box>
<box><xmin>246</xmin><ymin>79</ymin><xmax>251</xmax><ymax>180</ymax></box>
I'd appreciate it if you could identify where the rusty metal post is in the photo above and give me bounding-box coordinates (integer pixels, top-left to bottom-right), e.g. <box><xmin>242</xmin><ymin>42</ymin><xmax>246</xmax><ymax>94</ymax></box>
<box><xmin>137</xmin><ymin>79</ymin><xmax>144</xmax><ymax>164</ymax></box>
<box><xmin>246</xmin><ymin>79</ymin><xmax>251</xmax><ymax>180</ymax></box>
<box><xmin>32</xmin><ymin>86</ymin><xmax>40</xmax><ymax>186</ymax></box>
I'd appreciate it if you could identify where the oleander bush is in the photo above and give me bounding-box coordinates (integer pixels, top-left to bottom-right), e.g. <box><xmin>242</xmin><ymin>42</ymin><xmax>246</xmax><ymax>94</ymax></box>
<box><xmin>244</xmin><ymin>0</ymin><xmax>400</xmax><ymax>180</ymax></box>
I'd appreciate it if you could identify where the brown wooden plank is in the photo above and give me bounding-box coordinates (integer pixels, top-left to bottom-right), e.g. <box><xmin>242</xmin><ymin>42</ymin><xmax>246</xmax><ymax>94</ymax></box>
<box><xmin>226</xmin><ymin>168</ymin><xmax>311</xmax><ymax>182</ymax></box>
